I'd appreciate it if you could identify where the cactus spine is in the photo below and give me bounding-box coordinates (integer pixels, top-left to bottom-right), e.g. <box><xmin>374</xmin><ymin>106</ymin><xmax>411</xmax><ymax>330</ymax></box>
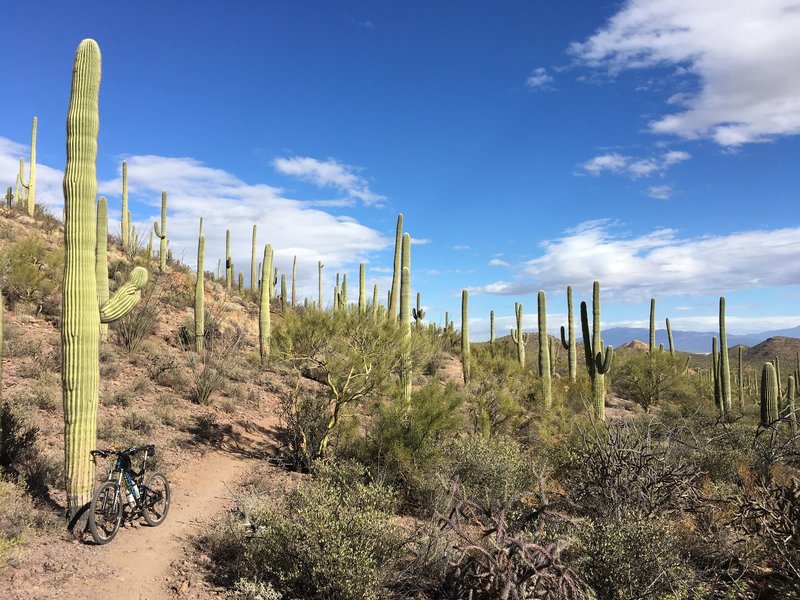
<box><xmin>718</xmin><ymin>297</ymin><xmax>731</xmax><ymax>415</ymax></box>
<box><xmin>96</xmin><ymin>197</ymin><xmax>109</xmax><ymax>340</ymax></box>
<box><xmin>649</xmin><ymin>298</ymin><xmax>656</xmax><ymax>353</ymax></box>
<box><xmin>225</xmin><ymin>230</ymin><xmax>232</xmax><ymax>290</ymax></box>
<box><xmin>399</xmin><ymin>234</ymin><xmax>412</xmax><ymax>409</ymax></box>
<box><xmin>560</xmin><ymin>285</ymin><xmax>577</xmax><ymax>382</ymax></box>
<box><xmin>388</xmin><ymin>213</ymin><xmax>403</xmax><ymax>323</ymax></box>
<box><xmin>62</xmin><ymin>40</ymin><xmax>148</xmax><ymax>523</ymax></box>
<box><xmin>461</xmin><ymin>289</ymin><xmax>470</xmax><ymax>385</ymax></box>
<box><xmin>259</xmin><ymin>244</ymin><xmax>273</xmax><ymax>364</ymax></box>
<box><xmin>511</xmin><ymin>302</ymin><xmax>528</xmax><ymax>368</ymax></box>
<box><xmin>152</xmin><ymin>191</ymin><xmax>168</xmax><ymax>269</ymax></box>
<box><xmin>666</xmin><ymin>318</ymin><xmax>675</xmax><ymax>356</ymax></box>
<box><xmin>18</xmin><ymin>116</ymin><xmax>37</xmax><ymax>217</ymax></box>
<box><xmin>359</xmin><ymin>262</ymin><xmax>366</xmax><ymax>313</ymax></box>
<box><xmin>580</xmin><ymin>281</ymin><xmax>613</xmax><ymax>421</ymax></box>
<box><xmin>121</xmin><ymin>160</ymin><xmax>129</xmax><ymax>250</ymax></box>
<box><xmin>250</xmin><ymin>225</ymin><xmax>257</xmax><ymax>291</ymax></box>
<box><xmin>538</xmin><ymin>291</ymin><xmax>552</xmax><ymax>409</ymax></box>
<box><xmin>195</xmin><ymin>220</ymin><xmax>205</xmax><ymax>353</ymax></box>
<box><xmin>291</xmin><ymin>255</ymin><xmax>297</xmax><ymax>307</ymax></box>
<box><xmin>412</xmin><ymin>292</ymin><xmax>425</xmax><ymax>328</ymax></box>
<box><xmin>760</xmin><ymin>362</ymin><xmax>779</xmax><ymax>426</ymax></box>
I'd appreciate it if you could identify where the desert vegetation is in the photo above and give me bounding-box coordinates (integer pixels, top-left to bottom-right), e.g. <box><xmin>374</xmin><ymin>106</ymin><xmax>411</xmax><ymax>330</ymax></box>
<box><xmin>0</xmin><ymin>37</ymin><xmax>798</xmax><ymax>600</ymax></box>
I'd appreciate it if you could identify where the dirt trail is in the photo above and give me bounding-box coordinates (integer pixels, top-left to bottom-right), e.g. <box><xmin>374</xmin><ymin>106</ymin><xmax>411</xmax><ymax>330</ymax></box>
<box><xmin>5</xmin><ymin>449</ymin><xmax>257</xmax><ymax>600</ymax></box>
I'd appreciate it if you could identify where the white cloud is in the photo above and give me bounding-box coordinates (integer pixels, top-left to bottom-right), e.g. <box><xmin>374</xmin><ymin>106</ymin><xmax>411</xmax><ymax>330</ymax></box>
<box><xmin>579</xmin><ymin>149</ymin><xmax>690</xmax><ymax>178</ymax></box>
<box><xmin>272</xmin><ymin>155</ymin><xmax>386</xmax><ymax>205</ymax></box>
<box><xmin>608</xmin><ymin>315</ymin><xmax>800</xmax><ymax>335</ymax></box>
<box><xmin>0</xmin><ymin>137</ymin><xmax>64</xmax><ymax>212</ymax></box>
<box><xmin>465</xmin><ymin>281</ymin><xmax>537</xmax><ymax>296</ymax></box>
<box><xmin>646</xmin><ymin>185</ymin><xmax>672</xmax><ymax>200</ymax></box>
<box><xmin>570</xmin><ymin>0</ymin><xmax>800</xmax><ymax>146</ymax></box>
<box><xmin>410</xmin><ymin>237</ymin><xmax>431</xmax><ymax>245</ymax></box>
<box><xmin>452</xmin><ymin>245</ymin><xmax>471</xmax><ymax>251</ymax></box>
<box><xmin>489</xmin><ymin>258</ymin><xmax>510</xmax><ymax>267</ymax></box>
<box><xmin>522</xmin><ymin>220</ymin><xmax>800</xmax><ymax>301</ymax></box>
<box><xmin>95</xmin><ymin>154</ymin><xmax>388</xmax><ymax>295</ymax></box>
<box><xmin>526</xmin><ymin>67</ymin><xmax>554</xmax><ymax>90</ymax></box>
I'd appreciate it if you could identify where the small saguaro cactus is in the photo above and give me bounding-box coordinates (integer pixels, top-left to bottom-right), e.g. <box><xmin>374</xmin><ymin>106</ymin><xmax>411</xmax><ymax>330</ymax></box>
<box><xmin>292</xmin><ymin>255</ymin><xmax>297</xmax><ymax>307</ymax></box>
<box><xmin>371</xmin><ymin>283</ymin><xmax>379</xmax><ymax>319</ymax></box>
<box><xmin>318</xmin><ymin>261</ymin><xmax>324</xmax><ymax>309</ymax></box>
<box><xmin>760</xmin><ymin>362</ymin><xmax>779</xmax><ymax>426</ymax></box>
<box><xmin>195</xmin><ymin>220</ymin><xmax>205</xmax><ymax>353</ymax></box>
<box><xmin>388</xmin><ymin>213</ymin><xmax>403</xmax><ymax>323</ymax></box>
<box><xmin>412</xmin><ymin>292</ymin><xmax>425</xmax><ymax>327</ymax></box>
<box><xmin>152</xmin><ymin>191</ymin><xmax>168</xmax><ymax>270</ymax></box>
<box><xmin>280</xmin><ymin>274</ymin><xmax>287</xmax><ymax>309</ymax></box>
<box><xmin>719</xmin><ymin>297</ymin><xmax>732</xmax><ymax>415</ymax></box>
<box><xmin>461</xmin><ymin>289</ymin><xmax>470</xmax><ymax>385</ymax></box>
<box><xmin>96</xmin><ymin>197</ymin><xmax>109</xmax><ymax>341</ymax></box>
<box><xmin>358</xmin><ymin>263</ymin><xmax>366</xmax><ymax>313</ymax></box>
<box><xmin>121</xmin><ymin>160</ymin><xmax>129</xmax><ymax>250</ymax></box>
<box><xmin>225</xmin><ymin>229</ymin><xmax>232</xmax><ymax>290</ymax></box>
<box><xmin>272</xmin><ymin>267</ymin><xmax>278</xmax><ymax>298</ymax></box>
<box><xmin>489</xmin><ymin>310</ymin><xmax>495</xmax><ymax>349</ymax></box>
<box><xmin>62</xmin><ymin>39</ymin><xmax>149</xmax><ymax>524</ymax></box>
<box><xmin>649</xmin><ymin>298</ymin><xmax>656</xmax><ymax>353</ymax></box>
<box><xmin>5</xmin><ymin>186</ymin><xmax>12</xmax><ymax>207</ymax></box>
<box><xmin>666</xmin><ymin>318</ymin><xmax>675</xmax><ymax>356</ymax></box>
<box><xmin>147</xmin><ymin>230</ymin><xmax>153</xmax><ymax>260</ymax></box>
<box><xmin>511</xmin><ymin>302</ymin><xmax>528</xmax><ymax>368</ymax></box>
<box><xmin>788</xmin><ymin>375</ymin><xmax>797</xmax><ymax>436</ymax></box>
<box><xmin>580</xmin><ymin>281</ymin><xmax>613</xmax><ymax>421</ymax></box>
<box><xmin>560</xmin><ymin>285</ymin><xmax>577</xmax><ymax>382</ymax></box>
<box><xmin>738</xmin><ymin>346</ymin><xmax>745</xmax><ymax>411</ymax></box>
<box><xmin>18</xmin><ymin>116</ymin><xmax>37</xmax><ymax>217</ymax></box>
<box><xmin>250</xmin><ymin>224</ymin><xmax>257</xmax><ymax>291</ymax></box>
<box><xmin>538</xmin><ymin>290</ymin><xmax>552</xmax><ymax>409</ymax></box>
<box><xmin>259</xmin><ymin>244</ymin><xmax>274</xmax><ymax>364</ymax></box>
<box><xmin>340</xmin><ymin>273</ymin><xmax>348</xmax><ymax>309</ymax></box>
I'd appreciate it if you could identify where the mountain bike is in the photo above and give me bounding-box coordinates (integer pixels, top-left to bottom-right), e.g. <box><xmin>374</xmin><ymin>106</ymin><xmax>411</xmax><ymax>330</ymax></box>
<box><xmin>88</xmin><ymin>444</ymin><xmax>171</xmax><ymax>544</ymax></box>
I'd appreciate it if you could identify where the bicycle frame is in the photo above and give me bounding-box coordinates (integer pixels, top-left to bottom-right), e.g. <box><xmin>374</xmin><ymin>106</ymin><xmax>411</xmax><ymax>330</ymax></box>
<box><xmin>98</xmin><ymin>447</ymin><xmax>153</xmax><ymax>513</ymax></box>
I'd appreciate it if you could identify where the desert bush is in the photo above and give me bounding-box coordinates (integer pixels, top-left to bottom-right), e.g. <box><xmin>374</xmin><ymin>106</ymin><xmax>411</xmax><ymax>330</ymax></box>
<box><xmin>580</xmin><ymin>517</ymin><xmax>693</xmax><ymax>600</ymax></box>
<box><xmin>0</xmin><ymin>403</ymin><xmax>38</xmax><ymax>472</ymax></box>
<box><xmin>228</xmin><ymin>579</ymin><xmax>283</xmax><ymax>600</ymax></box>
<box><xmin>177</xmin><ymin>309</ymin><xmax>223</xmax><ymax>351</ymax></box>
<box><xmin>613</xmin><ymin>351</ymin><xmax>692</xmax><ymax>412</ymax></box>
<box><xmin>0</xmin><ymin>235</ymin><xmax>63</xmax><ymax>316</ymax></box>
<box><xmin>112</xmin><ymin>302</ymin><xmax>159</xmax><ymax>354</ymax></box>
<box><xmin>205</xmin><ymin>461</ymin><xmax>403</xmax><ymax>600</ymax></box>
<box><xmin>144</xmin><ymin>350</ymin><xmax>177</xmax><ymax>381</ymax></box>
<box><xmin>184</xmin><ymin>324</ymin><xmax>244</xmax><ymax>405</ymax></box>
<box><xmin>0</xmin><ymin>479</ymin><xmax>34</xmax><ymax>570</ymax></box>
<box><xmin>121</xmin><ymin>409</ymin><xmax>157</xmax><ymax>434</ymax></box>
<box><xmin>5</xmin><ymin>336</ymin><xmax>42</xmax><ymax>358</ymax></box>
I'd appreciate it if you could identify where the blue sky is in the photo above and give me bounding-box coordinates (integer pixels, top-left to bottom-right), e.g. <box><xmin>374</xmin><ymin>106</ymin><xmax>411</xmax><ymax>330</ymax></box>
<box><xmin>2</xmin><ymin>1</ymin><xmax>800</xmax><ymax>340</ymax></box>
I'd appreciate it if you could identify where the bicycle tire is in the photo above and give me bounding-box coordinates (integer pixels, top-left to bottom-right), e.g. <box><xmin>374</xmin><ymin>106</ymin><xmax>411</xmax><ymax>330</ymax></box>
<box><xmin>141</xmin><ymin>471</ymin><xmax>170</xmax><ymax>527</ymax></box>
<box><xmin>88</xmin><ymin>481</ymin><xmax>123</xmax><ymax>544</ymax></box>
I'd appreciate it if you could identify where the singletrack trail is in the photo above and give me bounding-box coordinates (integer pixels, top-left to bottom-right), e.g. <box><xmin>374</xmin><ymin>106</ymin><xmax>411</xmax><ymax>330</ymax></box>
<box><xmin>4</xmin><ymin>449</ymin><xmax>257</xmax><ymax>599</ymax></box>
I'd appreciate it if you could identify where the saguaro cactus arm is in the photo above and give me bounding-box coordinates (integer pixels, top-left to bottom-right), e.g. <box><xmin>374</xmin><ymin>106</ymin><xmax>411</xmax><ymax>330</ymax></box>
<box><xmin>99</xmin><ymin>267</ymin><xmax>148</xmax><ymax>323</ymax></box>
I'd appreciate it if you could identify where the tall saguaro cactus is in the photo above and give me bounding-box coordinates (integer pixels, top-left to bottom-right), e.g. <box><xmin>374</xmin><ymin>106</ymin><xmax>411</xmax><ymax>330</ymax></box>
<box><xmin>511</xmin><ymin>302</ymin><xmax>528</xmax><ymax>368</ymax></box>
<box><xmin>412</xmin><ymin>292</ymin><xmax>425</xmax><ymax>328</ymax></box>
<box><xmin>318</xmin><ymin>261</ymin><xmax>324</xmax><ymax>310</ymax></box>
<box><xmin>95</xmin><ymin>197</ymin><xmax>109</xmax><ymax>341</ymax></box>
<box><xmin>153</xmin><ymin>191</ymin><xmax>167</xmax><ymax>270</ymax></box>
<box><xmin>666</xmin><ymin>318</ymin><xmax>675</xmax><ymax>356</ymax></box>
<box><xmin>461</xmin><ymin>289</ymin><xmax>470</xmax><ymax>385</ymax></box>
<box><xmin>121</xmin><ymin>160</ymin><xmax>129</xmax><ymax>250</ymax></box>
<box><xmin>489</xmin><ymin>310</ymin><xmax>495</xmax><ymax>349</ymax></box>
<box><xmin>760</xmin><ymin>362</ymin><xmax>779</xmax><ymax>426</ymax></box>
<box><xmin>580</xmin><ymin>281</ymin><xmax>613</xmax><ymax>421</ymax></box>
<box><xmin>292</xmin><ymin>255</ymin><xmax>297</xmax><ymax>307</ymax></box>
<box><xmin>250</xmin><ymin>225</ymin><xmax>257</xmax><ymax>291</ymax></box>
<box><xmin>259</xmin><ymin>244</ymin><xmax>274</xmax><ymax>364</ymax></box>
<box><xmin>359</xmin><ymin>263</ymin><xmax>366</xmax><ymax>313</ymax></box>
<box><xmin>195</xmin><ymin>219</ymin><xmax>205</xmax><ymax>353</ymax></box>
<box><xmin>649</xmin><ymin>298</ymin><xmax>656</xmax><ymax>353</ymax></box>
<box><xmin>399</xmin><ymin>234</ymin><xmax>412</xmax><ymax>408</ymax></box>
<box><xmin>538</xmin><ymin>290</ymin><xmax>552</xmax><ymax>409</ymax></box>
<box><xmin>560</xmin><ymin>285</ymin><xmax>577</xmax><ymax>382</ymax></box>
<box><xmin>719</xmin><ymin>297</ymin><xmax>731</xmax><ymax>415</ymax></box>
<box><xmin>738</xmin><ymin>346</ymin><xmax>745</xmax><ymax>411</ymax></box>
<box><xmin>62</xmin><ymin>40</ymin><xmax>148</xmax><ymax>525</ymax></box>
<box><xmin>388</xmin><ymin>213</ymin><xmax>403</xmax><ymax>323</ymax></box>
<box><xmin>19</xmin><ymin>116</ymin><xmax>37</xmax><ymax>217</ymax></box>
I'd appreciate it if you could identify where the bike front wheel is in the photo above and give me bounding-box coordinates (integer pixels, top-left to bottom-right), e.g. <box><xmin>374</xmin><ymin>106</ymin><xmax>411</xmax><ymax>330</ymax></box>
<box><xmin>141</xmin><ymin>471</ymin><xmax>171</xmax><ymax>526</ymax></box>
<box><xmin>88</xmin><ymin>481</ymin><xmax>123</xmax><ymax>544</ymax></box>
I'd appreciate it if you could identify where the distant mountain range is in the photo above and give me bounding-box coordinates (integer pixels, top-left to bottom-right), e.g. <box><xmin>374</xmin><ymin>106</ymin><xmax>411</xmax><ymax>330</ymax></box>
<box><xmin>601</xmin><ymin>325</ymin><xmax>800</xmax><ymax>353</ymax></box>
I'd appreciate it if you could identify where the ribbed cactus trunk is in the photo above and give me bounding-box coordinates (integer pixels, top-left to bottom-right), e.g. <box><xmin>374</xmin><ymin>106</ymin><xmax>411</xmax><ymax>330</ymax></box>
<box><xmin>291</xmin><ymin>255</ymin><xmax>297</xmax><ymax>307</ymax></box>
<box><xmin>719</xmin><ymin>297</ymin><xmax>731</xmax><ymax>415</ymax></box>
<box><xmin>580</xmin><ymin>281</ymin><xmax>613</xmax><ymax>422</ymax></box>
<box><xmin>153</xmin><ymin>191</ymin><xmax>167</xmax><ymax>270</ymax></box>
<box><xmin>358</xmin><ymin>263</ymin><xmax>366</xmax><ymax>313</ymax></box>
<box><xmin>648</xmin><ymin>298</ymin><xmax>656</xmax><ymax>353</ymax></box>
<box><xmin>280</xmin><ymin>274</ymin><xmax>287</xmax><ymax>309</ymax></box>
<box><xmin>340</xmin><ymin>273</ymin><xmax>348</xmax><ymax>310</ymax></box>
<box><xmin>399</xmin><ymin>234</ymin><xmax>412</xmax><ymax>410</ymax></box>
<box><xmin>5</xmin><ymin>186</ymin><xmax>11</xmax><ymax>207</ymax></box>
<box><xmin>121</xmin><ymin>161</ymin><xmax>129</xmax><ymax>250</ymax></box>
<box><xmin>387</xmin><ymin>213</ymin><xmax>403</xmax><ymax>323</ymax></box>
<box><xmin>195</xmin><ymin>222</ymin><xmax>205</xmax><ymax>353</ymax></box>
<box><xmin>95</xmin><ymin>197</ymin><xmax>109</xmax><ymax>341</ymax></box>
<box><xmin>62</xmin><ymin>40</ymin><xmax>148</xmax><ymax>526</ymax></box>
<box><xmin>511</xmin><ymin>303</ymin><xmax>527</xmax><ymax>368</ymax></box>
<box><xmin>538</xmin><ymin>290</ymin><xmax>552</xmax><ymax>409</ymax></box>
<box><xmin>461</xmin><ymin>289</ymin><xmax>470</xmax><ymax>385</ymax></box>
<box><xmin>372</xmin><ymin>284</ymin><xmax>379</xmax><ymax>319</ymax></box>
<box><xmin>225</xmin><ymin>230</ymin><xmax>232</xmax><ymax>290</ymax></box>
<box><xmin>560</xmin><ymin>285</ymin><xmax>577</xmax><ymax>382</ymax></box>
<box><xmin>259</xmin><ymin>244</ymin><xmax>273</xmax><ymax>365</ymax></box>
<box><xmin>19</xmin><ymin>116</ymin><xmax>37</xmax><ymax>217</ymax></box>
<box><xmin>788</xmin><ymin>375</ymin><xmax>797</xmax><ymax>436</ymax></box>
<box><xmin>250</xmin><ymin>225</ymin><xmax>257</xmax><ymax>291</ymax></box>
<box><xmin>489</xmin><ymin>310</ymin><xmax>495</xmax><ymax>349</ymax></box>
<box><xmin>760</xmin><ymin>362</ymin><xmax>779</xmax><ymax>426</ymax></box>
<box><xmin>666</xmin><ymin>318</ymin><xmax>675</xmax><ymax>356</ymax></box>
<box><xmin>318</xmin><ymin>261</ymin><xmax>323</xmax><ymax>310</ymax></box>
<box><xmin>738</xmin><ymin>346</ymin><xmax>745</xmax><ymax>411</ymax></box>
<box><xmin>712</xmin><ymin>337</ymin><xmax>721</xmax><ymax>411</ymax></box>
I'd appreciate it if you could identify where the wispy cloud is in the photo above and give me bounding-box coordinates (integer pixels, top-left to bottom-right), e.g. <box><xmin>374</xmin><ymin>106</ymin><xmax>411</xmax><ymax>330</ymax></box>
<box><xmin>272</xmin><ymin>155</ymin><xmax>386</xmax><ymax>205</ymax></box>
<box><xmin>526</xmin><ymin>67</ymin><xmax>554</xmax><ymax>90</ymax></box>
<box><xmin>489</xmin><ymin>258</ymin><xmax>510</xmax><ymax>267</ymax></box>
<box><xmin>410</xmin><ymin>237</ymin><xmax>431</xmax><ymax>245</ymax></box>
<box><xmin>579</xmin><ymin>150</ymin><xmax>690</xmax><ymax>178</ymax></box>
<box><xmin>570</xmin><ymin>1</ymin><xmax>800</xmax><ymax>146</ymax></box>
<box><xmin>522</xmin><ymin>220</ymin><xmax>800</xmax><ymax>301</ymax></box>
<box><xmin>453</xmin><ymin>244</ymin><xmax>471</xmax><ymax>251</ymax></box>
<box><xmin>646</xmin><ymin>185</ymin><xmax>672</xmax><ymax>200</ymax></box>
<box><xmin>465</xmin><ymin>281</ymin><xmax>537</xmax><ymax>296</ymax></box>
<box><xmin>607</xmin><ymin>316</ymin><xmax>800</xmax><ymax>335</ymax></box>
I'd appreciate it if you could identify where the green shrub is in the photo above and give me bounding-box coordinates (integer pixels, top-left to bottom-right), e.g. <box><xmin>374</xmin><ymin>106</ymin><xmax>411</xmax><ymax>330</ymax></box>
<box><xmin>0</xmin><ymin>403</ymin><xmax>38</xmax><ymax>472</ymax></box>
<box><xmin>0</xmin><ymin>235</ymin><xmax>63</xmax><ymax>316</ymax></box>
<box><xmin>206</xmin><ymin>461</ymin><xmax>403</xmax><ymax>600</ymax></box>
<box><xmin>121</xmin><ymin>410</ymin><xmax>157</xmax><ymax>434</ymax></box>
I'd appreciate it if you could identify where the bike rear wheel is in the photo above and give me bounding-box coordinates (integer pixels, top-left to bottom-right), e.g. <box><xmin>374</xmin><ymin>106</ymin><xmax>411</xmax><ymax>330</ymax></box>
<box><xmin>141</xmin><ymin>471</ymin><xmax>170</xmax><ymax>526</ymax></box>
<box><xmin>88</xmin><ymin>481</ymin><xmax>123</xmax><ymax>544</ymax></box>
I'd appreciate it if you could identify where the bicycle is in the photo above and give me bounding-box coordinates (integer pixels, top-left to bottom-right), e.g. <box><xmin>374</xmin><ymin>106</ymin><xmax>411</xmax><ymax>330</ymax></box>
<box><xmin>88</xmin><ymin>444</ymin><xmax>171</xmax><ymax>544</ymax></box>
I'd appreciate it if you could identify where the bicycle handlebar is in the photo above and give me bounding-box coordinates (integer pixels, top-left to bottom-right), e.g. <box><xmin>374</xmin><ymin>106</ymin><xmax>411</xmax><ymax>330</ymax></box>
<box><xmin>90</xmin><ymin>444</ymin><xmax>155</xmax><ymax>459</ymax></box>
